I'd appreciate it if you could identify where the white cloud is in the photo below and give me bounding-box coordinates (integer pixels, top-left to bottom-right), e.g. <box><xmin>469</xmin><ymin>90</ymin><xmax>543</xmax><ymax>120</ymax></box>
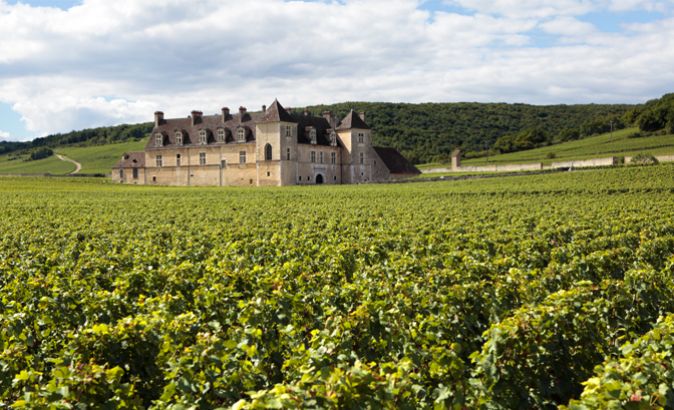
<box><xmin>0</xmin><ymin>0</ymin><xmax>672</xmax><ymax>139</ymax></box>
<box><xmin>0</xmin><ymin>130</ymin><xmax>9</xmax><ymax>140</ymax></box>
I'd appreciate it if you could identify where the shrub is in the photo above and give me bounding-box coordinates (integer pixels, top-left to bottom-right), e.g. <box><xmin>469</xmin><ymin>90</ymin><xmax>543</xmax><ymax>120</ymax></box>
<box><xmin>29</xmin><ymin>147</ymin><xmax>54</xmax><ymax>161</ymax></box>
<box><xmin>630</xmin><ymin>153</ymin><xmax>659</xmax><ymax>165</ymax></box>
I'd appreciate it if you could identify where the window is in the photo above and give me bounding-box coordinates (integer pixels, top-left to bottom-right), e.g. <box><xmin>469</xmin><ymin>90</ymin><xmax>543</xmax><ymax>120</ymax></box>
<box><xmin>156</xmin><ymin>155</ymin><xmax>163</xmax><ymax>167</ymax></box>
<box><xmin>152</xmin><ymin>176</ymin><xmax>157</xmax><ymax>182</ymax></box>
<box><xmin>239</xmin><ymin>151</ymin><xmax>246</xmax><ymax>164</ymax></box>
<box><xmin>330</xmin><ymin>131</ymin><xmax>337</xmax><ymax>146</ymax></box>
<box><xmin>284</xmin><ymin>125</ymin><xmax>292</xmax><ymax>138</ymax></box>
<box><xmin>299</xmin><ymin>176</ymin><xmax>302</xmax><ymax>181</ymax></box>
<box><xmin>237</xmin><ymin>128</ymin><xmax>246</xmax><ymax>142</ymax></box>
<box><xmin>311</xmin><ymin>151</ymin><xmax>316</xmax><ymax>163</ymax></box>
<box><xmin>176</xmin><ymin>154</ymin><xmax>181</xmax><ymax>167</ymax></box>
<box><xmin>286</xmin><ymin>148</ymin><xmax>290</xmax><ymax>161</ymax></box>
<box><xmin>217</xmin><ymin>128</ymin><xmax>226</xmax><ymax>142</ymax></box>
<box><xmin>319</xmin><ymin>152</ymin><xmax>324</xmax><ymax>163</ymax></box>
<box><xmin>334</xmin><ymin>175</ymin><xmax>337</xmax><ymax>181</ymax></box>
<box><xmin>119</xmin><ymin>169</ymin><xmax>123</xmax><ymax>180</ymax></box>
<box><xmin>331</xmin><ymin>152</ymin><xmax>336</xmax><ymax>164</ymax></box>
<box><xmin>309</xmin><ymin>129</ymin><xmax>317</xmax><ymax>144</ymax></box>
<box><xmin>175</xmin><ymin>132</ymin><xmax>183</xmax><ymax>146</ymax></box>
<box><xmin>221</xmin><ymin>159</ymin><xmax>227</xmax><ymax>169</ymax></box>
<box><xmin>199</xmin><ymin>152</ymin><xmax>206</xmax><ymax>166</ymax></box>
<box><xmin>357</xmin><ymin>132</ymin><xmax>364</xmax><ymax>144</ymax></box>
<box><xmin>132</xmin><ymin>168</ymin><xmax>138</xmax><ymax>179</ymax></box>
<box><xmin>199</xmin><ymin>130</ymin><xmax>208</xmax><ymax>145</ymax></box>
<box><xmin>155</xmin><ymin>133</ymin><xmax>163</xmax><ymax>147</ymax></box>
<box><xmin>359</xmin><ymin>152</ymin><xmax>364</xmax><ymax>165</ymax></box>
<box><xmin>266</xmin><ymin>171</ymin><xmax>271</xmax><ymax>177</ymax></box>
<box><xmin>264</xmin><ymin>143</ymin><xmax>272</xmax><ymax>161</ymax></box>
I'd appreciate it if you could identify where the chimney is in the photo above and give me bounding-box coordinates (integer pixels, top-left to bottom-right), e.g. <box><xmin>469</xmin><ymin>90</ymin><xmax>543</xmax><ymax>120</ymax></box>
<box><xmin>358</xmin><ymin>111</ymin><xmax>366</xmax><ymax>122</ymax></box>
<box><xmin>239</xmin><ymin>106</ymin><xmax>247</xmax><ymax>115</ymax></box>
<box><xmin>262</xmin><ymin>104</ymin><xmax>267</xmax><ymax>113</ymax></box>
<box><xmin>221</xmin><ymin>107</ymin><xmax>230</xmax><ymax>122</ymax></box>
<box><xmin>191</xmin><ymin>110</ymin><xmax>203</xmax><ymax>126</ymax></box>
<box><xmin>322</xmin><ymin>111</ymin><xmax>335</xmax><ymax>127</ymax></box>
<box><xmin>154</xmin><ymin>111</ymin><xmax>164</xmax><ymax>127</ymax></box>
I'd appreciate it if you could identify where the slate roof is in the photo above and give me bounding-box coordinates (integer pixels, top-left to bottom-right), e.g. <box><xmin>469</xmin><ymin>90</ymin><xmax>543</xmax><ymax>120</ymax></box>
<box><xmin>336</xmin><ymin>109</ymin><xmax>370</xmax><ymax>130</ymax></box>
<box><xmin>374</xmin><ymin>147</ymin><xmax>420</xmax><ymax>175</ymax></box>
<box><xmin>113</xmin><ymin>151</ymin><xmax>145</xmax><ymax>169</ymax></box>
<box><xmin>147</xmin><ymin>100</ymin><xmax>341</xmax><ymax>149</ymax></box>
<box><xmin>260</xmin><ymin>99</ymin><xmax>295</xmax><ymax>123</ymax></box>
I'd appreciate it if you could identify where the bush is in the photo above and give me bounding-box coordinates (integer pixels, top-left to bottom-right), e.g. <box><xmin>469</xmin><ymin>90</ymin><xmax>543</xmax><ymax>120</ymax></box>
<box><xmin>630</xmin><ymin>153</ymin><xmax>659</xmax><ymax>165</ymax></box>
<box><xmin>546</xmin><ymin>152</ymin><xmax>556</xmax><ymax>159</ymax></box>
<box><xmin>29</xmin><ymin>147</ymin><xmax>54</xmax><ymax>161</ymax></box>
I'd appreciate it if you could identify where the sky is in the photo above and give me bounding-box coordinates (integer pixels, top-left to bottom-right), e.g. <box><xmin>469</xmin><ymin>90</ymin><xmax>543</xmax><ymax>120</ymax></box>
<box><xmin>1</xmin><ymin>0</ymin><xmax>673</xmax><ymax>141</ymax></box>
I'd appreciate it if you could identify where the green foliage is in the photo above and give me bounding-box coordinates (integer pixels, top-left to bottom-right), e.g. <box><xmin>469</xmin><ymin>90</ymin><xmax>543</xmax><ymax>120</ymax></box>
<box><xmin>1</xmin><ymin>165</ymin><xmax>674</xmax><ymax>407</ymax></box>
<box><xmin>493</xmin><ymin>128</ymin><xmax>549</xmax><ymax>153</ymax></box>
<box><xmin>635</xmin><ymin>93</ymin><xmax>674</xmax><ymax>133</ymax></box>
<box><xmin>563</xmin><ymin>313</ymin><xmax>674</xmax><ymax>409</ymax></box>
<box><xmin>631</xmin><ymin>153</ymin><xmax>659</xmax><ymax>165</ymax></box>
<box><xmin>28</xmin><ymin>147</ymin><xmax>53</xmax><ymax>161</ymax></box>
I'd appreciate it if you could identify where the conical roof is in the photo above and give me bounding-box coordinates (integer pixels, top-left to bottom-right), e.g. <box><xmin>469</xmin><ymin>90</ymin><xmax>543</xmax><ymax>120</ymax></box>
<box><xmin>336</xmin><ymin>109</ymin><xmax>370</xmax><ymax>130</ymax></box>
<box><xmin>261</xmin><ymin>99</ymin><xmax>296</xmax><ymax>123</ymax></box>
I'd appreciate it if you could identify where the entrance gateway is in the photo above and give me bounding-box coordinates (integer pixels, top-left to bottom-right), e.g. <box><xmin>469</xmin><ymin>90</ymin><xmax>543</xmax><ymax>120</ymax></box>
<box><xmin>315</xmin><ymin>174</ymin><xmax>324</xmax><ymax>184</ymax></box>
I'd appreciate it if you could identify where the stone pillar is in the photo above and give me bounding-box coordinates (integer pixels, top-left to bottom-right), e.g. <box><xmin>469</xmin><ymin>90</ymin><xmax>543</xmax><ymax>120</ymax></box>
<box><xmin>451</xmin><ymin>148</ymin><xmax>461</xmax><ymax>170</ymax></box>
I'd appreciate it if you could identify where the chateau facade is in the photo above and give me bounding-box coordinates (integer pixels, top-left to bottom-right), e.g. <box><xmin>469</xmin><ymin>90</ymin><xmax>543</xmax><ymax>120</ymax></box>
<box><xmin>113</xmin><ymin>100</ymin><xmax>419</xmax><ymax>186</ymax></box>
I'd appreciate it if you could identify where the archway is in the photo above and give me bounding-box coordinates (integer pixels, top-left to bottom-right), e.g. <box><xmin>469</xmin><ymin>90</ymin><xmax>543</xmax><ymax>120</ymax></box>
<box><xmin>315</xmin><ymin>174</ymin><xmax>324</xmax><ymax>184</ymax></box>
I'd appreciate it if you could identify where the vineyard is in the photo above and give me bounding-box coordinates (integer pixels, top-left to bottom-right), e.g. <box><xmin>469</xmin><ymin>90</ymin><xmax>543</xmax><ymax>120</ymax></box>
<box><xmin>1</xmin><ymin>165</ymin><xmax>674</xmax><ymax>409</ymax></box>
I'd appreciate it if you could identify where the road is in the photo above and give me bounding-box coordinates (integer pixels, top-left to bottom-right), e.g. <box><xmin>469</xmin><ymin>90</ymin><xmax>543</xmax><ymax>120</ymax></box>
<box><xmin>56</xmin><ymin>154</ymin><xmax>82</xmax><ymax>175</ymax></box>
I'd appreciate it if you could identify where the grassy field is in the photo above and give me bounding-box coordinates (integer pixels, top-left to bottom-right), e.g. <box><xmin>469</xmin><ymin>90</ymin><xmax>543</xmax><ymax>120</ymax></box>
<box><xmin>418</xmin><ymin>128</ymin><xmax>674</xmax><ymax>169</ymax></box>
<box><xmin>0</xmin><ymin>139</ymin><xmax>147</xmax><ymax>175</ymax></box>
<box><xmin>2</xmin><ymin>165</ymin><xmax>674</xmax><ymax>408</ymax></box>
<box><xmin>57</xmin><ymin>139</ymin><xmax>147</xmax><ymax>174</ymax></box>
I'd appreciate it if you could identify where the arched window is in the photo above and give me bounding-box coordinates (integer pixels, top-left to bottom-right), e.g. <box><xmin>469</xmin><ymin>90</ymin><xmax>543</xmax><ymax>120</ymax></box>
<box><xmin>237</xmin><ymin>128</ymin><xmax>246</xmax><ymax>142</ymax></box>
<box><xmin>217</xmin><ymin>128</ymin><xmax>226</xmax><ymax>142</ymax></box>
<box><xmin>176</xmin><ymin>154</ymin><xmax>181</xmax><ymax>167</ymax></box>
<box><xmin>199</xmin><ymin>130</ymin><xmax>208</xmax><ymax>145</ymax></box>
<box><xmin>155</xmin><ymin>133</ymin><xmax>163</xmax><ymax>147</ymax></box>
<box><xmin>264</xmin><ymin>143</ymin><xmax>272</xmax><ymax>161</ymax></box>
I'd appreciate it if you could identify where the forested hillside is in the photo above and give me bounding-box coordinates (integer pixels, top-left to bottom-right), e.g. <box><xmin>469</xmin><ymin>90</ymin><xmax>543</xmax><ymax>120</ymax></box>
<box><xmin>307</xmin><ymin>102</ymin><xmax>632</xmax><ymax>163</ymax></box>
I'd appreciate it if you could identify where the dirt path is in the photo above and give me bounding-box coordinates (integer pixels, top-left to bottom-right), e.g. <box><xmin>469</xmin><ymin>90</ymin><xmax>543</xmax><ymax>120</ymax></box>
<box><xmin>56</xmin><ymin>154</ymin><xmax>82</xmax><ymax>175</ymax></box>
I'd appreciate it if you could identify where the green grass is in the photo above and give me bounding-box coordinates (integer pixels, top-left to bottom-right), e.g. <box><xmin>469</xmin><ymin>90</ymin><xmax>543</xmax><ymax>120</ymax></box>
<box><xmin>0</xmin><ymin>154</ymin><xmax>76</xmax><ymax>175</ymax></box>
<box><xmin>462</xmin><ymin>128</ymin><xmax>674</xmax><ymax>166</ymax></box>
<box><xmin>0</xmin><ymin>139</ymin><xmax>147</xmax><ymax>176</ymax></box>
<box><xmin>56</xmin><ymin>139</ymin><xmax>147</xmax><ymax>174</ymax></box>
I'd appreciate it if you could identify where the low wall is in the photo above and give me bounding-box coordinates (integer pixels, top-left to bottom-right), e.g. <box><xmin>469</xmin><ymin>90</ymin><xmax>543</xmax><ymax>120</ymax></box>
<box><xmin>548</xmin><ymin>157</ymin><xmax>619</xmax><ymax>169</ymax></box>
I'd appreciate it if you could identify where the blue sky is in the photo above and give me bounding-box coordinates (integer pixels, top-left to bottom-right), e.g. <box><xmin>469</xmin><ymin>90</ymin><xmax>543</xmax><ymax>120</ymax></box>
<box><xmin>1</xmin><ymin>0</ymin><xmax>673</xmax><ymax>141</ymax></box>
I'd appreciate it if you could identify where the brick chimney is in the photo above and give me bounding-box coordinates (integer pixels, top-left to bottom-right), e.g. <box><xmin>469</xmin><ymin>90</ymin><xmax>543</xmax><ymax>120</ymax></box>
<box><xmin>191</xmin><ymin>110</ymin><xmax>203</xmax><ymax>126</ymax></box>
<box><xmin>154</xmin><ymin>111</ymin><xmax>164</xmax><ymax>127</ymax></box>
<box><xmin>221</xmin><ymin>107</ymin><xmax>230</xmax><ymax>122</ymax></box>
<box><xmin>358</xmin><ymin>111</ymin><xmax>366</xmax><ymax>122</ymax></box>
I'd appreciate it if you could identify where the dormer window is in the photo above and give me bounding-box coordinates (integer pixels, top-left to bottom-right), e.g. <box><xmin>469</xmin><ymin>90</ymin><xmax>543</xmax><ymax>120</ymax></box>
<box><xmin>174</xmin><ymin>131</ymin><xmax>183</xmax><ymax>146</ymax></box>
<box><xmin>309</xmin><ymin>128</ymin><xmax>317</xmax><ymax>145</ymax></box>
<box><xmin>237</xmin><ymin>127</ymin><xmax>246</xmax><ymax>143</ymax></box>
<box><xmin>154</xmin><ymin>133</ymin><xmax>163</xmax><ymax>147</ymax></box>
<box><xmin>284</xmin><ymin>125</ymin><xmax>292</xmax><ymax>138</ymax></box>
<box><xmin>217</xmin><ymin>128</ymin><xmax>226</xmax><ymax>142</ymax></box>
<box><xmin>199</xmin><ymin>130</ymin><xmax>208</xmax><ymax>145</ymax></box>
<box><xmin>357</xmin><ymin>132</ymin><xmax>364</xmax><ymax>144</ymax></box>
<box><xmin>330</xmin><ymin>131</ymin><xmax>337</xmax><ymax>146</ymax></box>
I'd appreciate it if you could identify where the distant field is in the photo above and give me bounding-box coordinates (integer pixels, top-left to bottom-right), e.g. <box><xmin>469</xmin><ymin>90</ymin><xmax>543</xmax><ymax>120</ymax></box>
<box><xmin>57</xmin><ymin>139</ymin><xmax>147</xmax><ymax>174</ymax></box>
<box><xmin>0</xmin><ymin>154</ymin><xmax>75</xmax><ymax>175</ymax></box>
<box><xmin>418</xmin><ymin>128</ymin><xmax>674</xmax><ymax>169</ymax></box>
<box><xmin>0</xmin><ymin>139</ymin><xmax>147</xmax><ymax>175</ymax></box>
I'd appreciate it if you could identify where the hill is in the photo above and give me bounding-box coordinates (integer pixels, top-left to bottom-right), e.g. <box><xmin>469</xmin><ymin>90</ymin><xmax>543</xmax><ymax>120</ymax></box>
<box><xmin>451</xmin><ymin>127</ymin><xmax>674</xmax><ymax>166</ymax></box>
<box><xmin>0</xmin><ymin>139</ymin><xmax>147</xmax><ymax>175</ymax></box>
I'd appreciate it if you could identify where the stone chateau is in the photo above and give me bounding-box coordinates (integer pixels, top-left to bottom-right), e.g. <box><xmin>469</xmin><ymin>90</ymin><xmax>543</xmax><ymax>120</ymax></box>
<box><xmin>113</xmin><ymin>99</ymin><xmax>419</xmax><ymax>186</ymax></box>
